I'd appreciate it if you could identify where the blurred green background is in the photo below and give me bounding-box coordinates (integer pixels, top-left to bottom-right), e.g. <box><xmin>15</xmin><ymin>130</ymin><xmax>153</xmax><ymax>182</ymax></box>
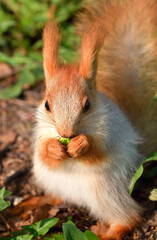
<box><xmin>0</xmin><ymin>0</ymin><xmax>82</xmax><ymax>98</ymax></box>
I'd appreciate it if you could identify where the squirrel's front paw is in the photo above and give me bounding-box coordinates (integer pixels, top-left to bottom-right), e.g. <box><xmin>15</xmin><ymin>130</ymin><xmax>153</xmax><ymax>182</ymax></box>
<box><xmin>46</xmin><ymin>139</ymin><xmax>68</xmax><ymax>160</ymax></box>
<box><xmin>67</xmin><ymin>134</ymin><xmax>89</xmax><ymax>158</ymax></box>
<box><xmin>40</xmin><ymin>138</ymin><xmax>68</xmax><ymax>167</ymax></box>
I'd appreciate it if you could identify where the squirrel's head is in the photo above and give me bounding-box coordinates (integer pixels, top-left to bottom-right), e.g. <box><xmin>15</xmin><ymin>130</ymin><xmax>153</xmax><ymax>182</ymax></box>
<box><xmin>42</xmin><ymin>21</ymin><xmax>104</xmax><ymax>138</ymax></box>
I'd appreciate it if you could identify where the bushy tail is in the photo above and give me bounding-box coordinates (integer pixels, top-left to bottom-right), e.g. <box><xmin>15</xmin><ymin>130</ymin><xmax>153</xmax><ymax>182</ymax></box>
<box><xmin>77</xmin><ymin>0</ymin><xmax>157</xmax><ymax>156</ymax></box>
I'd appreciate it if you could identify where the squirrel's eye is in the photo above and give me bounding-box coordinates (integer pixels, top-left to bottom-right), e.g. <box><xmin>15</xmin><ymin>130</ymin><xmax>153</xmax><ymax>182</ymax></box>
<box><xmin>83</xmin><ymin>99</ymin><xmax>90</xmax><ymax>113</ymax></box>
<box><xmin>45</xmin><ymin>101</ymin><xmax>51</xmax><ymax>112</ymax></box>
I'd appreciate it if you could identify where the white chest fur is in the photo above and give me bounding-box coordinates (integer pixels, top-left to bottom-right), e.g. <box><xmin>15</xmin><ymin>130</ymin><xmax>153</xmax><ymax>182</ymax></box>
<box><xmin>33</xmin><ymin>154</ymin><xmax>98</xmax><ymax>207</ymax></box>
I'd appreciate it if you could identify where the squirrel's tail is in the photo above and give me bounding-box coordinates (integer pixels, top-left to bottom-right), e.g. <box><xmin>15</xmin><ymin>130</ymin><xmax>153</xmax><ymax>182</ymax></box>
<box><xmin>77</xmin><ymin>0</ymin><xmax>157</xmax><ymax>156</ymax></box>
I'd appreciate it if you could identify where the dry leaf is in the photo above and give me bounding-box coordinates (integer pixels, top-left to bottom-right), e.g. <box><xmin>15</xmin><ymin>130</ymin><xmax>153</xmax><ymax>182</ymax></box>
<box><xmin>11</xmin><ymin>195</ymin><xmax>62</xmax><ymax>216</ymax></box>
<box><xmin>49</xmin><ymin>207</ymin><xmax>59</xmax><ymax>217</ymax></box>
<box><xmin>0</xmin><ymin>63</ymin><xmax>13</xmax><ymax>79</ymax></box>
<box><xmin>0</xmin><ymin>130</ymin><xmax>16</xmax><ymax>151</ymax></box>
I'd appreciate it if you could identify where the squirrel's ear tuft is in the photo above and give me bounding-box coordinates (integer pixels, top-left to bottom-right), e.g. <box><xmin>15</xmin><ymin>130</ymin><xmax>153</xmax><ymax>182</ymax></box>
<box><xmin>43</xmin><ymin>21</ymin><xmax>61</xmax><ymax>86</ymax></box>
<box><xmin>79</xmin><ymin>22</ymin><xmax>104</xmax><ymax>80</ymax></box>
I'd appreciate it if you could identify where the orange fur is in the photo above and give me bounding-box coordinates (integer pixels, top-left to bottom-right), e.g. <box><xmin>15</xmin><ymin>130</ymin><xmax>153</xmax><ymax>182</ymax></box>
<box><xmin>78</xmin><ymin>136</ymin><xmax>107</xmax><ymax>165</ymax></box>
<box><xmin>78</xmin><ymin>0</ymin><xmax>157</xmax><ymax>156</ymax></box>
<box><xmin>39</xmin><ymin>134</ymin><xmax>105</xmax><ymax>167</ymax></box>
<box><xmin>67</xmin><ymin>134</ymin><xmax>89</xmax><ymax>158</ymax></box>
<box><xmin>97</xmin><ymin>0</ymin><xmax>157</xmax><ymax>156</ymax></box>
<box><xmin>98</xmin><ymin>223</ymin><xmax>131</xmax><ymax>240</ymax></box>
<box><xmin>46</xmin><ymin>64</ymin><xmax>90</xmax><ymax>138</ymax></box>
<box><xmin>39</xmin><ymin>138</ymin><xmax>68</xmax><ymax>168</ymax></box>
<box><xmin>11</xmin><ymin>195</ymin><xmax>62</xmax><ymax>216</ymax></box>
<box><xmin>46</xmin><ymin>64</ymin><xmax>82</xmax><ymax>102</ymax></box>
<box><xmin>79</xmin><ymin>22</ymin><xmax>105</xmax><ymax>79</ymax></box>
<box><xmin>92</xmin><ymin>221</ymin><xmax>140</xmax><ymax>240</ymax></box>
<box><xmin>43</xmin><ymin>21</ymin><xmax>61</xmax><ymax>86</ymax></box>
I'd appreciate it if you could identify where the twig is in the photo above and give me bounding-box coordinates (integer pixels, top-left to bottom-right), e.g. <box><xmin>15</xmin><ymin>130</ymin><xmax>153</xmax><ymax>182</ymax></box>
<box><xmin>4</xmin><ymin>168</ymin><xmax>29</xmax><ymax>185</ymax></box>
<box><xmin>0</xmin><ymin>212</ymin><xmax>14</xmax><ymax>231</ymax></box>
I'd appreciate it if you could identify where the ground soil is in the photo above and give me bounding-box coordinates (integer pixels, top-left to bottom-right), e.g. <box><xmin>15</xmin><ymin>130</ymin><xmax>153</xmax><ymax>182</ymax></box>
<box><xmin>0</xmin><ymin>79</ymin><xmax>156</xmax><ymax>239</ymax></box>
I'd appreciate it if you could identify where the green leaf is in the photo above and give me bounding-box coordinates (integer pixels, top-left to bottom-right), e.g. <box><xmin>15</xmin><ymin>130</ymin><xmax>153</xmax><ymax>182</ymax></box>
<box><xmin>0</xmin><ymin>69</ymin><xmax>36</xmax><ymax>99</ymax></box>
<box><xmin>15</xmin><ymin>235</ymin><xmax>34</xmax><ymax>240</ymax></box>
<box><xmin>59</xmin><ymin>46</ymin><xmax>79</xmax><ymax>63</ymax></box>
<box><xmin>59</xmin><ymin>138</ymin><xmax>71</xmax><ymax>146</ymax></box>
<box><xmin>0</xmin><ymin>187</ymin><xmax>11</xmax><ymax>211</ymax></box>
<box><xmin>62</xmin><ymin>222</ymin><xmax>88</xmax><ymax>240</ymax></box>
<box><xmin>0</xmin><ymin>232</ymin><xmax>33</xmax><ymax>240</ymax></box>
<box><xmin>146</xmin><ymin>151</ymin><xmax>157</xmax><ymax>161</ymax></box>
<box><xmin>9</xmin><ymin>231</ymin><xmax>26</xmax><ymax>237</ymax></box>
<box><xmin>0</xmin><ymin>187</ymin><xmax>11</xmax><ymax>198</ymax></box>
<box><xmin>0</xmin><ymin>237</ymin><xmax>14</xmax><ymax>240</ymax></box>
<box><xmin>84</xmin><ymin>230</ymin><xmax>99</xmax><ymax>240</ymax></box>
<box><xmin>129</xmin><ymin>165</ymin><xmax>144</xmax><ymax>195</ymax></box>
<box><xmin>0</xmin><ymin>52</ymin><xmax>16</xmax><ymax>66</ymax></box>
<box><xmin>66</xmin><ymin>221</ymin><xmax>76</xmax><ymax>227</ymax></box>
<box><xmin>35</xmin><ymin>218</ymin><xmax>59</xmax><ymax>236</ymax></box>
<box><xmin>55</xmin><ymin>2</ymin><xmax>82</xmax><ymax>23</ymax></box>
<box><xmin>43</xmin><ymin>233</ymin><xmax>65</xmax><ymax>240</ymax></box>
<box><xmin>149</xmin><ymin>189</ymin><xmax>157</xmax><ymax>201</ymax></box>
<box><xmin>151</xmin><ymin>92</ymin><xmax>157</xmax><ymax>108</ymax></box>
<box><xmin>0</xmin><ymin>0</ymin><xmax>82</xmax><ymax>98</ymax></box>
<box><xmin>0</xmin><ymin>52</ymin><xmax>30</xmax><ymax>66</ymax></box>
<box><xmin>129</xmin><ymin>152</ymin><xmax>157</xmax><ymax>194</ymax></box>
<box><xmin>0</xmin><ymin>84</ymin><xmax>22</xmax><ymax>99</ymax></box>
<box><xmin>66</xmin><ymin>216</ymin><xmax>72</xmax><ymax>221</ymax></box>
<box><xmin>51</xmin><ymin>234</ymin><xmax>65</xmax><ymax>240</ymax></box>
<box><xmin>18</xmin><ymin>69</ymin><xmax>35</xmax><ymax>86</ymax></box>
<box><xmin>43</xmin><ymin>237</ymin><xmax>55</xmax><ymax>240</ymax></box>
<box><xmin>22</xmin><ymin>218</ymin><xmax>59</xmax><ymax>237</ymax></box>
<box><xmin>0</xmin><ymin>199</ymin><xmax>11</xmax><ymax>211</ymax></box>
<box><xmin>0</xmin><ymin>20</ymin><xmax>16</xmax><ymax>33</ymax></box>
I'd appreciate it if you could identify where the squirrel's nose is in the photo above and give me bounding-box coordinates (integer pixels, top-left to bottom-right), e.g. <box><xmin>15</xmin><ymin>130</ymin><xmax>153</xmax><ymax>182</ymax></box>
<box><xmin>58</xmin><ymin>129</ymin><xmax>74</xmax><ymax>138</ymax></box>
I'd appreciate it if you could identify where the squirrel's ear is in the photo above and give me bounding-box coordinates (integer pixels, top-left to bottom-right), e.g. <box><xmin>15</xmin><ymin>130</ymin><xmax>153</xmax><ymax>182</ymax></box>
<box><xmin>43</xmin><ymin>21</ymin><xmax>61</xmax><ymax>86</ymax></box>
<box><xmin>79</xmin><ymin>22</ymin><xmax>104</xmax><ymax>80</ymax></box>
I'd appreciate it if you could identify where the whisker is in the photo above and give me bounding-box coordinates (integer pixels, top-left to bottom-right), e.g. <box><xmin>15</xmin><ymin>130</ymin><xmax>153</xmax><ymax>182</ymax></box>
<box><xmin>35</xmin><ymin>108</ymin><xmax>56</xmax><ymax>125</ymax></box>
<box><xmin>35</xmin><ymin>117</ymin><xmax>53</xmax><ymax>124</ymax></box>
<box><xmin>36</xmin><ymin>114</ymin><xmax>54</xmax><ymax>123</ymax></box>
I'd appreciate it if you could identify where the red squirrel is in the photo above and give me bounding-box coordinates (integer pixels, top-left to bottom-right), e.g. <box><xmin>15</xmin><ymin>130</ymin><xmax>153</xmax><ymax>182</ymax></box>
<box><xmin>32</xmin><ymin>0</ymin><xmax>157</xmax><ymax>239</ymax></box>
